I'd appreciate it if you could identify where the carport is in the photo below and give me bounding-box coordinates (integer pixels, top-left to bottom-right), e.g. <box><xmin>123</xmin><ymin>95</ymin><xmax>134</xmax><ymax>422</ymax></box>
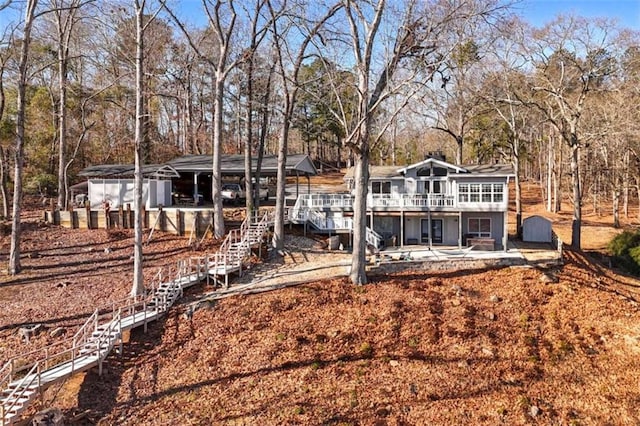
<box><xmin>166</xmin><ymin>154</ymin><xmax>317</xmax><ymax>203</ymax></box>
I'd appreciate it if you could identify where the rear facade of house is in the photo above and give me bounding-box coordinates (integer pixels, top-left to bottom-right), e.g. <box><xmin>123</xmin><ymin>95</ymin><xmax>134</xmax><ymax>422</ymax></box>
<box><xmin>292</xmin><ymin>153</ymin><xmax>514</xmax><ymax>251</ymax></box>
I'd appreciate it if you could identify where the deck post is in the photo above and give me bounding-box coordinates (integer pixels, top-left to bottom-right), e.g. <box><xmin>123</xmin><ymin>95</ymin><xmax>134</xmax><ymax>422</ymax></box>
<box><xmin>400</xmin><ymin>211</ymin><xmax>404</xmax><ymax>247</ymax></box>
<box><xmin>428</xmin><ymin>210</ymin><xmax>432</xmax><ymax>248</ymax></box>
<box><xmin>503</xmin><ymin>210</ymin><xmax>508</xmax><ymax>252</ymax></box>
<box><xmin>458</xmin><ymin>211</ymin><xmax>463</xmax><ymax>249</ymax></box>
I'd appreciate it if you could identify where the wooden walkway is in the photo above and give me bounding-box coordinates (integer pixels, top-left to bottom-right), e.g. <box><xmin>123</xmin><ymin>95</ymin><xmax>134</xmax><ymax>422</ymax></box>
<box><xmin>0</xmin><ymin>211</ymin><xmax>276</xmax><ymax>425</ymax></box>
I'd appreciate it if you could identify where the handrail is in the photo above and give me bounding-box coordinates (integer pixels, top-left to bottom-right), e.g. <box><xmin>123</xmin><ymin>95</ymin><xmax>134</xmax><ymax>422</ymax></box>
<box><xmin>366</xmin><ymin>226</ymin><xmax>383</xmax><ymax>248</ymax></box>
<box><xmin>2</xmin><ymin>361</ymin><xmax>40</xmax><ymax>423</ymax></box>
<box><xmin>72</xmin><ymin>309</ymin><xmax>98</xmax><ymax>349</ymax></box>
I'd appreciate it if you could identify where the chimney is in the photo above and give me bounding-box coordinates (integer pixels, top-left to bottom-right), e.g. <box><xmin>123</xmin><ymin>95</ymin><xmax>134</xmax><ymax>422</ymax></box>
<box><xmin>425</xmin><ymin>150</ymin><xmax>446</xmax><ymax>162</ymax></box>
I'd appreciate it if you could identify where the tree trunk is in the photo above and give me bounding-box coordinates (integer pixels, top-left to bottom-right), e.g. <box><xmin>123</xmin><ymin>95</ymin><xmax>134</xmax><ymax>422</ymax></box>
<box><xmin>456</xmin><ymin>134</ymin><xmax>463</xmax><ymax>165</ymax></box>
<box><xmin>513</xmin><ymin>141</ymin><xmax>522</xmax><ymax>238</ymax></box>
<box><xmin>244</xmin><ymin>57</ymin><xmax>254</xmax><ymax>218</ymax></box>
<box><xmin>570</xmin><ymin>143</ymin><xmax>581</xmax><ymax>249</ymax></box>
<box><xmin>212</xmin><ymin>76</ymin><xmax>225</xmax><ymax>238</ymax></box>
<box><xmin>131</xmin><ymin>1</ymin><xmax>146</xmax><ymax>296</ymax></box>
<box><xmin>9</xmin><ymin>0</ymin><xmax>37</xmax><ymax>275</ymax></box>
<box><xmin>613</xmin><ymin>188</ymin><xmax>620</xmax><ymax>228</ymax></box>
<box><xmin>0</xmin><ymin>63</ymin><xmax>8</xmax><ymax>219</ymax></box>
<box><xmin>0</xmin><ymin>146</ymin><xmax>8</xmax><ymax>219</ymax></box>
<box><xmin>546</xmin><ymin>136</ymin><xmax>552</xmax><ymax>212</ymax></box>
<box><xmin>350</xmin><ymin>144</ymin><xmax>369</xmax><ymax>285</ymax></box>
<box><xmin>272</xmin><ymin>98</ymin><xmax>290</xmax><ymax>251</ymax></box>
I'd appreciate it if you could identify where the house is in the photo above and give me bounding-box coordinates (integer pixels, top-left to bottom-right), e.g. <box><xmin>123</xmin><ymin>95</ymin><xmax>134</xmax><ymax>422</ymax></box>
<box><xmin>291</xmin><ymin>153</ymin><xmax>514</xmax><ymax>251</ymax></box>
<box><xmin>78</xmin><ymin>164</ymin><xmax>179</xmax><ymax>209</ymax></box>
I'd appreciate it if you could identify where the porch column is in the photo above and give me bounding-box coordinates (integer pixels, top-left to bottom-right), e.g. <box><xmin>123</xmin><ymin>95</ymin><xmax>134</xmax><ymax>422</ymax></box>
<box><xmin>296</xmin><ymin>171</ymin><xmax>300</xmax><ymax>199</ymax></box>
<box><xmin>458</xmin><ymin>211</ymin><xmax>463</xmax><ymax>249</ymax></box>
<box><xmin>400</xmin><ymin>210</ymin><xmax>404</xmax><ymax>248</ymax></box>
<box><xmin>193</xmin><ymin>172</ymin><xmax>199</xmax><ymax>201</ymax></box>
<box><xmin>503</xmin><ymin>210</ymin><xmax>508</xmax><ymax>252</ymax></box>
<box><xmin>428</xmin><ymin>210</ymin><xmax>432</xmax><ymax>248</ymax></box>
<box><xmin>307</xmin><ymin>174</ymin><xmax>311</xmax><ymax>193</ymax></box>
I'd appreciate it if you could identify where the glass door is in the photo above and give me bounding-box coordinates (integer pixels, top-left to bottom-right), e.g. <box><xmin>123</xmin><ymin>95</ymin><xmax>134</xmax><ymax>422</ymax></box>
<box><xmin>431</xmin><ymin>219</ymin><xmax>443</xmax><ymax>244</ymax></box>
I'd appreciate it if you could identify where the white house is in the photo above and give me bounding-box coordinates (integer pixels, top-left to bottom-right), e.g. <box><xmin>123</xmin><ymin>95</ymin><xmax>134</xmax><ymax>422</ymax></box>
<box><xmin>292</xmin><ymin>153</ymin><xmax>514</xmax><ymax>251</ymax></box>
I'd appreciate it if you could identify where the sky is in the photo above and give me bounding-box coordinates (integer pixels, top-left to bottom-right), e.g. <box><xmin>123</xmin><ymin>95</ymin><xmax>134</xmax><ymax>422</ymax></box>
<box><xmin>520</xmin><ymin>0</ymin><xmax>640</xmax><ymax>29</ymax></box>
<box><xmin>0</xmin><ymin>0</ymin><xmax>638</xmax><ymax>38</ymax></box>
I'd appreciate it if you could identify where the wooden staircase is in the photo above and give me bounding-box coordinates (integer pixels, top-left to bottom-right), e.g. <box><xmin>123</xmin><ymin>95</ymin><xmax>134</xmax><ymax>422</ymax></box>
<box><xmin>0</xmin><ymin>210</ymin><xmax>277</xmax><ymax>425</ymax></box>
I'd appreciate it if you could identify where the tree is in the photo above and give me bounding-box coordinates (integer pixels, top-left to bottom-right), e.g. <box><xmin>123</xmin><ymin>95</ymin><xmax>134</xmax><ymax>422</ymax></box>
<box><xmin>46</xmin><ymin>0</ymin><xmax>85</xmax><ymax>209</ymax></box>
<box><xmin>268</xmin><ymin>0</ymin><xmax>341</xmax><ymax>251</ymax></box>
<box><xmin>9</xmin><ymin>0</ymin><xmax>38</xmax><ymax>275</ymax></box>
<box><xmin>522</xmin><ymin>16</ymin><xmax>621</xmax><ymax>249</ymax></box>
<box><xmin>131</xmin><ymin>0</ymin><xmax>162</xmax><ymax>296</ymax></box>
<box><xmin>0</xmin><ymin>26</ymin><xmax>14</xmax><ymax>219</ymax></box>
<box><xmin>321</xmin><ymin>0</ymin><xmax>503</xmax><ymax>284</ymax></box>
<box><xmin>165</xmin><ymin>0</ymin><xmax>241</xmax><ymax>239</ymax></box>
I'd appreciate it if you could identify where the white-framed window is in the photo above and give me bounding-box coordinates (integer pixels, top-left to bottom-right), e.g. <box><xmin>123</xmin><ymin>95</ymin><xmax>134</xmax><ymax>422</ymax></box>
<box><xmin>371</xmin><ymin>181</ymin><xmax>391</xmax><ymax>194</ymax></box>
<box><xmin>468</xmin><ymin>217</ymin><xmax>491</xmax><ymax>237</ymax></box>
<box><xmin>458</xmin><ymin>183</ymin><xmax>504</xmax><ymax>203</ymax></box>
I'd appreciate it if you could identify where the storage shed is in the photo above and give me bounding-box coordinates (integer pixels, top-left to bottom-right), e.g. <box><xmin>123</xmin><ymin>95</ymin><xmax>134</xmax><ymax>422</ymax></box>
<box><xmin>522</xmin><ymin>215</ymin><xmax>552</xmax><ymax>243</ymax></box>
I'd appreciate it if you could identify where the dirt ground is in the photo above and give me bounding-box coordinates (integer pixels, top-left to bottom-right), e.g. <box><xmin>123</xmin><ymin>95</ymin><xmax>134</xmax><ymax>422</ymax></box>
<box><xmin>1</xmin><ymin>180</ymin><xmax>640</xmax><ymax>425</ymax></box>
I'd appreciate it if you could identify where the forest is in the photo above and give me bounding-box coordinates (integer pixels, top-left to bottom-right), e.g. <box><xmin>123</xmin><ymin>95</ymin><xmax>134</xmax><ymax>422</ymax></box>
<box><xmin>1</xmin><ymin>0</ymin><xmax>639</xmax><ymax>284</ymax></box>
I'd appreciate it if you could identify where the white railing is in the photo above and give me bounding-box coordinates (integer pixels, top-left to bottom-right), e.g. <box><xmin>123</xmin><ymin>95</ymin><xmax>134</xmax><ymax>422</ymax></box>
<box><xmin>366</xmin><ymin>227</ymin><xmax>383</xmax><ymax>248</ymax></box>
<box><xmin>294</xmin><ymin>193</ymin><xmax>457</xmax><ymax>210</ymax></box>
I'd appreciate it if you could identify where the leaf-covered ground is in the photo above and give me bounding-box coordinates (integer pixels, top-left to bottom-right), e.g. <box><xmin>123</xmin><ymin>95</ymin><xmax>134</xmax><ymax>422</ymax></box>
<box><xmin>67</xmin><ymin>253</ymin><xmax>640</xmax><ymax>425</ymax></box>
<box><xmin>2</xmin><ymin>186</ymin><xmax>640</xmax><ymax>425</ymax></box>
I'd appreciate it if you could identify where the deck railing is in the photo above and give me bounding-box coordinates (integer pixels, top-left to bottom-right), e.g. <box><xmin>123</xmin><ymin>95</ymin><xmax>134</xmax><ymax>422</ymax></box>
<box><xmin>294</xmin><ymin>193</ymin><xmax>458</xmax><ymax>209</ymax></box>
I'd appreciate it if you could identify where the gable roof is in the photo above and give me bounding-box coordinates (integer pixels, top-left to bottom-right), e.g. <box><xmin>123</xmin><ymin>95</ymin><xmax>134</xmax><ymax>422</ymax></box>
<box><xmin>78</xmin><ymin>164</ymin><xmax>180</xmax><ymax>179</ymax></box>
<box><xmin>397</xmin><ymin>157</ymin><xmax>468</xmax><ymax>174</ymax></box>
<box><xmin>344</xmin><ymin>160</ymin><xmax>514</xmax><ymax>180</ymax></box>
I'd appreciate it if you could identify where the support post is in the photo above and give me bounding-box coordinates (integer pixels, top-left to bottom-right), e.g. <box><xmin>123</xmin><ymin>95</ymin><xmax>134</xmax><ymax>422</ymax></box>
<box><xmin>428</xmin><ymin>210</ymin><xmax>432</xmax><ymax>248</ymax></box>
<box><xmin>458</xmin><ymin>211</ymin><xmax>463</xmax><ymax>249</ymax></box>
<box><xmin>400</xmin><ymin>211</ymin><xmax>404</xmax><ymax>248</ymax></box>
<box><xmin>503</xmin><ymin>210</ymin><xmax>508</xmax><ymax>252</ymax></box>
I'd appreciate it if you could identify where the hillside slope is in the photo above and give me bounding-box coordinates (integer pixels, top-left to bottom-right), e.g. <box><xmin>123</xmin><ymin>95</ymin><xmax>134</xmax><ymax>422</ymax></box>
<box><xmin>66</xmin><ymin>253</ymin><xmax>640</xmax><ymax>425</ymax></box>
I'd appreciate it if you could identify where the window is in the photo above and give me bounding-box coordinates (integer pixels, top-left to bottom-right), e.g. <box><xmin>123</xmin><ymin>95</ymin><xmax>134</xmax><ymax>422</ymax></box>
<box><xmin>458</xmin><ymin>184</ymin><xmax>468</xmax><ymax>202</ymax></box>
<box><xmin>458</xmin><ymin>182</ymin><xmax>504</xmax><ymax>203</ymax></box>
<box><xmin>371</xmin><ymin>181</ymin><xmax>391</xmax><ymax>194</ymax></box>
<box><xmin>468</xmin><ymin>218</ymin><xmax>491</xmax><ymax>237</ymax></box>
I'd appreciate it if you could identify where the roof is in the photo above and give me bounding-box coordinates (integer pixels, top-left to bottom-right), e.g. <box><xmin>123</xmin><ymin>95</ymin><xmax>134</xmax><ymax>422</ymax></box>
<box><xmin>458</xmin><ymin>164</ymin><xmax>514</xmax><ymax>177</ymax></box>
<box><xmin>78</xmin><ymin>164</ymin><xmax>180</xmax><ymax>179</ymax></box>
<box><xmin>78</xmin><ymin>154</ymin><xmax>317</xmax><ymax>180</ymax></box>
<box><xmin>344</xmin><ymin>161</ymin><xmax>514</xmax><ymax>179</ymax></box>
<box><xmin>397</xmin><ymin>157</ymin><xmax>468</xmax><ymax>174</ymax></box>
<box><xmin>344</xmin><ymin>166</ymin><xmax>402</xmax><ymax>180</ymax></box>
<box><xmin>166</xmin><ymin>154</ymin><xmax>317</xmax><ymax>176</ymax></box>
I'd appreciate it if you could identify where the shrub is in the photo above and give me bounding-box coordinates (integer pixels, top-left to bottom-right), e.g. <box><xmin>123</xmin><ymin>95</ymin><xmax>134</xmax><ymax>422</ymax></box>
<box><xmin>608</xmin><ymin>230</ymin><xmax>640</xmax><ymax>275</ymax></box>
<box><xmin>25</xmin><ymin>173</ymin><xmax>57</xmax><ymax>196</ymax></box>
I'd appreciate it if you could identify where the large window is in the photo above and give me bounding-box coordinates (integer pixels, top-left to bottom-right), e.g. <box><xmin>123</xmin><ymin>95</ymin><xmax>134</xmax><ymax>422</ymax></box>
<box><xmin>458</xmin><ymin>183</ymin><xmax>503</xmax><ymax>203</ymax></box>
<box><xmin>371</xmin><ymin>181</ymin><xmax>391</xmax><ymax>194</ymax></box>
<box><xmin>468</xmin><ymin>218</ymin><xmax>491</xmax><ymax>237</ymax></box>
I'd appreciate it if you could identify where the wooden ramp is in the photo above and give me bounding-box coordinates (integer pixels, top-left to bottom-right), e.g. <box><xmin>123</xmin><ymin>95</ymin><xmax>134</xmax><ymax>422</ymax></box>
<box><xmin>0</xmin><ymin>210</ymin><xmax>277</xmax><ymax>425</ymax></box>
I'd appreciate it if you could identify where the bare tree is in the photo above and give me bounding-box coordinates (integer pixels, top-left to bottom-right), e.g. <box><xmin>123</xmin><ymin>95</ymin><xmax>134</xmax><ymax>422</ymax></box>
<box><xmin>9</xmin><ymin>0</ymin><xmax>38</xmax><ymax>275</ymax></box>
<box><xmin>0</xmin><ymin>26</ymin><xmax>14</xmax><ymax>219</ymax></box>
<box><xmin>131</xmin><ymin>0</ymin><xmax>162</xmax><ymax>296</ymax></box>
<box><xmin>522</xmin><ymin>16</ymin><xmax>621</xmax><ymax>249</ymax></box>
<box><xmin>164</xmin><ymin>1</ymin><xmax>241</xmax><ymax>239</ymax></box>
<box><xmin>46</xmin><ymin>0</ymin><xmax>86</xmax><ymax>209</ymax></box>
<box><xmin>322</xmin><ymin>0</ymin><xmax>503</xmax><ymax>284</ymax></box>
<box><xmin>268</xmin><ymin>0</ymin><xmax>341</xmax><ymax>251</ymax></box>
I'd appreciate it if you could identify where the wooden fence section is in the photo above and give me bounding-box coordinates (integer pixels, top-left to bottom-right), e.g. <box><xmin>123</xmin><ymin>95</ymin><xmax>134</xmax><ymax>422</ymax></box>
<box><xmin>45</xmin><ymin>206</ymin><xmax>215</xmax><ymax>237</ymax></box>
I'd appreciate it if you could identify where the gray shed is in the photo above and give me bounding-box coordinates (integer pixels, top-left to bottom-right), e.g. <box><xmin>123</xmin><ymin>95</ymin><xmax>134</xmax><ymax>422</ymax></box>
<box><xmin>522</xmin><ymin>215</ymin><xmax>552</xmax><ymax>243</ymax></box>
